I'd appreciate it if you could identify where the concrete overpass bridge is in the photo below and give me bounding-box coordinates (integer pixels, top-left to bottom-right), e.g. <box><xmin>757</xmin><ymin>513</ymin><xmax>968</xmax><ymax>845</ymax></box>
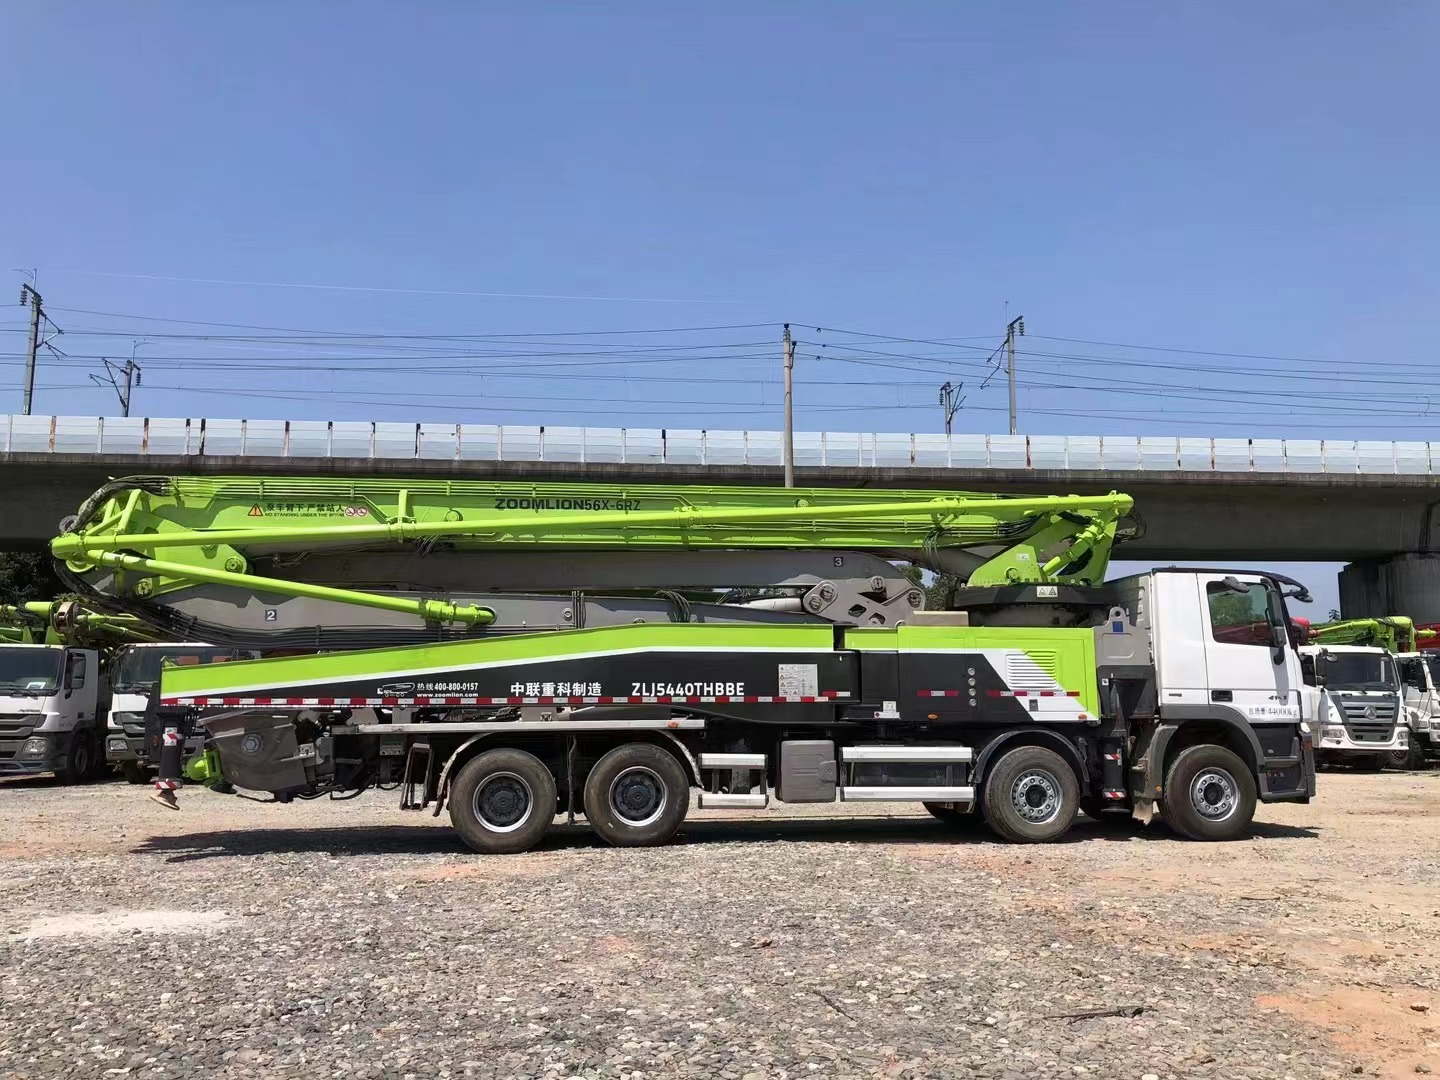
<box><xmin>5</xmin><ymin>414</ymin><xmax>1439</xmax><ymax>620</ymax></box>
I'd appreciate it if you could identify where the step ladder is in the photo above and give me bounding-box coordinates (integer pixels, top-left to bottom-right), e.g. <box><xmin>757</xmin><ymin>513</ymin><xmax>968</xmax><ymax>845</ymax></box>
<box><xmin>696</xmin><ymin>751</ymin><xmax>769</xmax><ymax>809</ymax></box>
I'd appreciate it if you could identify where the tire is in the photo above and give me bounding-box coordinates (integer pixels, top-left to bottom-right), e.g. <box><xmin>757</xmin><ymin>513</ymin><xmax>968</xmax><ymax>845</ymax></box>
<box><xmin>1080</xmin><ymin>796</ymin><xmax>1131</xmax><ymax>824</ymax></box>
<box><xmin>583</xmin><ymin>743</ymin><xmax>690</xmax><ymax>848</ymax></box>
<box><xmin>1385</xmin><ymin>743</ymin><xmax>1425</xmax><ymax>771</ymax></box>
<box><xmin>55</xmin><ymin>732</ymin><xmax>96</xmax><ymax>785</ymax></box>
<box><xmin>448</xmin><ymin>748</ymin><xmax>557</xmax><ymax>855</ymax></box>
<box><xmin>121</xmin><ymin>760</ymin><xmax>152</xmax><ymax>785</ymax></box>
<box><xmin>923</xmin><ymin>800</ymin><xmax>975</xmax><ymax>826</ymax></box>
<box><xmin>980</xmin><ymin>745</ymin><xmax>1080</xmax><ymax>844</ymax></box>
<box><xmin>1160</xmin><ymin>745</ymin><xmax>1257</xmax><ymax>841</ymax></box>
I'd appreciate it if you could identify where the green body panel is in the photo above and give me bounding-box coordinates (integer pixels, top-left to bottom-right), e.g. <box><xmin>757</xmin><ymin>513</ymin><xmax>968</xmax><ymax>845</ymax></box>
<box><xmin>160</xmin><ymin>621</ymin><xmax>838</xmax><ymax>697</ymax></box>
<box><xmin>56</xmin><ymin>475</ymin><xmax>1132</xmax><ymax>630</ymax></box>
<box><xmin>844</xmin><ymin>624</ymin><xmax>1099</xmax><ymax>714</ymax></box>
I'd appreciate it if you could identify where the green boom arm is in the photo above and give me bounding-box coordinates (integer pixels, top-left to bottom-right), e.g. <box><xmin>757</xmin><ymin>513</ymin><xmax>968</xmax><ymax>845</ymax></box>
<box><xmin>52</xmin><ymin>475</ymin><xmax>1134</xmax><ymax>633</ymax></box>
<box><xmin>1305</xmin><ymin>616</ymin><xmax>1436</xmax><ymax>654</ymax></box>
<box><xmin>0</xmin><ymin>599</ymin><xmax>167</xmax><ymax>648</ymax></box>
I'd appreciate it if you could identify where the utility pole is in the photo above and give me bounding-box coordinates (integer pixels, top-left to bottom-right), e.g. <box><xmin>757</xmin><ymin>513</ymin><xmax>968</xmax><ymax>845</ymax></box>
<box><xmin>782</xmin><ymin>323</ymin><xmax>795</xmax><ymax>487</ymax></box>
<box><xmin>90</xmin><ymin>342</ymin><xmax>144</xmax><ymax>417</ymax></box>
<box><xmin>1004</xmin><ymin>314</ymin><xmax>1025</xmax><ymax>436</ymax></box>
<box><xmin>938</xmin><ymin>380</ymin><xmax>964</xmax><ymax>435</ymax></box>
<box><xmin>19</xmin><ymin>284</ymin><xmax>42</xmax><ymax>416</ymax></box>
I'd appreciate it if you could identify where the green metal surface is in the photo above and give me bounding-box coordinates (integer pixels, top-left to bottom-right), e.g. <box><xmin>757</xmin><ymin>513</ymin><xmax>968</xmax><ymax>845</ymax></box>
<box><xmin>55</xmin><ymin>474</ymin><xmax>1133</xmax><ymax>628</ymax></box>
<box><xmin>1306</xmin><ymin>616</ymin><xmax>1435</xmax><ymax>654</ymax></box>
<box><xmin>0</xmin><ymin>600</ymin><xmax>165</xmax><ymax>648</ymax></box>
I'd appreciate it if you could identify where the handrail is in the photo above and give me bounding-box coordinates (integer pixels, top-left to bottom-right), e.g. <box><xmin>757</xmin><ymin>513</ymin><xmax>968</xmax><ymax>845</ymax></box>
<box><xmin>2</xmin><ymin>414</ymin><xmax>1434</xmax><ymax>475</ymax></box>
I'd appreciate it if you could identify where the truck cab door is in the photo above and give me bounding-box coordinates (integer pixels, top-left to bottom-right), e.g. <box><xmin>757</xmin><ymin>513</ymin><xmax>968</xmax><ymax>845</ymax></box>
<box><xmin>1197</xmin><ymin>574</ymin><xmax>1302</xmax><ymax>723</ymax></box>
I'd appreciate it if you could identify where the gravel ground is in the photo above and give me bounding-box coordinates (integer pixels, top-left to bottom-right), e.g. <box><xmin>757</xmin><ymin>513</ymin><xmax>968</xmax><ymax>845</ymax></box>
<box><xmin>1</xmin><ymin>770</ymin><xmax>1438</xmax><ymax>1080</ymax></box>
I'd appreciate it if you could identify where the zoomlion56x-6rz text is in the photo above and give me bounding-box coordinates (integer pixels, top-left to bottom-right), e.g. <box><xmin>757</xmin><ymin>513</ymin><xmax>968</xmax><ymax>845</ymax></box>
<box><xmin>51</xmin><ymin>476</ymin><xmax>1316</xmax><ymax>853</ymax></box>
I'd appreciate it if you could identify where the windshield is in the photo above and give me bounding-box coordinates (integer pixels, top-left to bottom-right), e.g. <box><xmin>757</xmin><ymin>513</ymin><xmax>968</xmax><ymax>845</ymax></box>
<box><xmin>112</xmin><ymin>646</ymin><xmax>239</xmax><ymax>691</ymax></box>
<box><xmin>0</xmin><ymin>646</ymin><xmax>63</xmax><ymax>693</ymax></box>
<box><xmin>1318</xmin><ymin>652</ymin><xmax>1396</xmax><ymax>691</ymax></box>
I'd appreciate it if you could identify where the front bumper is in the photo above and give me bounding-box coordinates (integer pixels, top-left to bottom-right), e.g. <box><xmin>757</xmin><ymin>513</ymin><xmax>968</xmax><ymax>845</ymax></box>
<box><xmin>107</xmin><ymin>730</ymin><xmax>203</xmax><ymax>765</ymax></box>
<box><xmin>1316</xmin><ymin>725</ymin><xmax>1406</xmax><ymax>757</ymax></box>
<box><xmin>0</xmin><ymin>729</ymin><xmax>74</xmax><ymax>775</ymax></box>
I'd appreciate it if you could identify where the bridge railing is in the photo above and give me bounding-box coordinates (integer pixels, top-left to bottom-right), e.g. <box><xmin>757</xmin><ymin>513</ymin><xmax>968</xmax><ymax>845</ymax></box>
<box><xmin>3</xmin><ymin>414</ymin><xmax>1437</xmax><ymax>474</ymax></box>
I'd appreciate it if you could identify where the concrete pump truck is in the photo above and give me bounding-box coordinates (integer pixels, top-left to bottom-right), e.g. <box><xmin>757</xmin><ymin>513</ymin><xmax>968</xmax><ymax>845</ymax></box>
<box><xmin>50</xmin><ymin>476</ymin><xmax>1317</xmax><ymax>852</ymax></box>
<box><xmin>1301</xmin><ymin>617</ymin><xmax>1436</xmax><ymax>770</ymax></box>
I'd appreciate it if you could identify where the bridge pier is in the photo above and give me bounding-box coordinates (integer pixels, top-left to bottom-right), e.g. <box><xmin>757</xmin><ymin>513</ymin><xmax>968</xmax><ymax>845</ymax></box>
<box><xmin>1339</xmin><ymin>554</ymin><xmax>1440</xmax><ymax>624</ymax></box>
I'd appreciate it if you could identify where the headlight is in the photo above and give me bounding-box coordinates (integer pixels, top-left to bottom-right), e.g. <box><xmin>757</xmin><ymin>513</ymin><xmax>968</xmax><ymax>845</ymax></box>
<box><xmin>1299</xmin><ymin>721</ymin><xmax>1311</xmax><ymax>734</ymax></box>
<box><xmin>107</xmin><ymin>736</ymin><xmax>128</xmax><ymax>752</ymax></box>
<box><xmin>20</xmin><ymin>736</ymin><xmax>49</xmax><ymax>757</ymax></box>
<box><xmin>1398</xmin><ymin>729</ymin><xmax>1408</xmax><ymax>746</ymax></box>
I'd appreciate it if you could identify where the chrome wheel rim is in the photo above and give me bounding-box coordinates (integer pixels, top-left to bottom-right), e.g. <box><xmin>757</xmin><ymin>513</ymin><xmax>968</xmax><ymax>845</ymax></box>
<box><xmin>473</xmin><ymin>771</ymin><xmax>534</xmax><ymax>833</ymax></box>
<box><xmin>1190</xmin><ymin>768</ymin><xmax>1238</xmax><ymax>821</ymax></box>
<box><xmin>609</xmin><ymin>766</ymin><xmax>667</xmax><ymax>827</ymax></box>
<box><xmin>1011</xmin><ymin>769</ymin><xmax>1062</xmax><ymax>825</ymax></box>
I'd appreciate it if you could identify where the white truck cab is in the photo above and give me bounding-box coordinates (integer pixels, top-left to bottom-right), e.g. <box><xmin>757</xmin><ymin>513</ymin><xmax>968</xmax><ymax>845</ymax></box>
<box><xmin>0</xmin><ymin>643</ymin><xmax>107</xmax><ymax>782</ymax></box>
<box><xmin>1394</xmin><ymin>651</ymin><xmax>1440</xmax><ymax>769</ymax></box>
<box><xmin>1299</xmin><ymin>643</ymin><xmax>1407</xmax><ymax>770</ymax></box>
<box><xmin>105</xmin><ymin>642</ymin><xmax>241</xmax><ymax>783</ymax></box>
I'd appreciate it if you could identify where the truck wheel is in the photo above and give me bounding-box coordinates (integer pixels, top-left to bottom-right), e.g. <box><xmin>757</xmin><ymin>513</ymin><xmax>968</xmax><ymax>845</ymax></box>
<box><xmin>121</xmin><ymin>761</ymin><xmax>153</xmax><ymax>785</ymax></box>
<box><xmin>1161</xmin><ymin>745</ymin><xmax>1257</xmax><ymax>841</ymax></box>
<box><xmin>583</xmin><ymin>743</ymin><xmax>690</xmax><ymax>848</ymax></box>
<box><xmin>1385</xmin><ymin>744</ymin><xmax>1424</xmax><ymax>770</ymax></box>
<box><xmin>980</xmin><ymin>745</ymin><xmax>1079</xmax><ymax>843</ymax></box>
<box><xmin>448</xmin><ymin>748</ymin><xmax>557</xmax><ymax>855</ymax></box>
<box><xmin>1080</xmin><ymin>796</ymin><xmax>1131</xmax><ymax>825</ymax></box>
<box><xmin>55</xmin><ymin>732</ymin><xmax>96</xmax><ymax>785</ymax></box>
<box><xmin>923</xmin><ymin>801</ymin><xmax>975</xmax><ymax>826</ymax></box>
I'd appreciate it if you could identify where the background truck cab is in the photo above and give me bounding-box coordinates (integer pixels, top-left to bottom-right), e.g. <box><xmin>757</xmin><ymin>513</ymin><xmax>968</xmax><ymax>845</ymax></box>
<box><xmin>0</xmin><ymin>643</ymin><xmax>107</xmax><ymax>782</ymax></box>
<box><xmin>1300</xmin><ymin>644</ymin><xmax>1407</xmax><ymax>770</ymax></box>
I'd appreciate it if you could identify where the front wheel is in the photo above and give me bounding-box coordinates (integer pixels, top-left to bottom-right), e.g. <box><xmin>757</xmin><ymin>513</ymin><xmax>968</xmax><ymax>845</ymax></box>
<box><xmin>55</xmin><ymin>732</ymin><xmax>97</xmax><ymax>785</ymax></box>
<box><xmin>121</xmin><ymin>760</ymin><xmax>153</xmax><ymax>785</ymax></box>
<box><xmin>1385</xmin><ymin>743</ymin><xmax>1425</xmax><ymax>770</ymax></box>
<box><xmin>583</xmin><ymin>743</ymin><xmax>690</xmax><ymax>848</ymax></box>
<box><xmin>980</xmin><ymin>745</ymin><xmax>1079</xmax><ymax>843</ymax></box>
<box><xmin>1161</xmin><ymin>745</ymin><xmax>1257</xmax><ymax>841</ymax></box>
<box><xmin>448</xmin><ymin>748</ymin><xmax>557</xmax><ymax>855</ymax></box>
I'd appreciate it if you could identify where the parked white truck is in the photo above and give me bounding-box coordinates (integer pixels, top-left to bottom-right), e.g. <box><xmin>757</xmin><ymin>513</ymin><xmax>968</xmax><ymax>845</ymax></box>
<box><xmin>1300</xmin><ymin>644</ymin><xmax>1409</xmax><ymax>770</ymax></box>
<box><xmin>1394</xmin><ymin>651</ymin><xmax>1440</xmax><ymax>769</ymax></box>
<box><xmin>0</xmin><ymin>640</ymin><xmax>107</xmax><ymax>782</ymax></box>
<box><xmin>105</xmin><ymin>642</ymin><xmax>246</xmax><ymax>783</ymax></box>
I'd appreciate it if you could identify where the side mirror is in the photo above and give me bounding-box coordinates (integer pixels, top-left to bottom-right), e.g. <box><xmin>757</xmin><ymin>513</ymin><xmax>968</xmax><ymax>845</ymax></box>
<box><xmin>65</xmin><ymin>654</ymin><xmax>87</xmax><ymax>691</ymax></box>
<box><xmin>1271</xmin><ymin>625</ymin><xmax>1288</xmax><ymax>649</ymax></box>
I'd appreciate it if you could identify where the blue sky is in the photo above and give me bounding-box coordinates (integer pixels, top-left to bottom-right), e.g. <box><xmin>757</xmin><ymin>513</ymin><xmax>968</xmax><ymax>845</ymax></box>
<box><xmin>4</xmin><ymin>3</ymin><xmax>1437</xmax><ymax>611</ymax></box>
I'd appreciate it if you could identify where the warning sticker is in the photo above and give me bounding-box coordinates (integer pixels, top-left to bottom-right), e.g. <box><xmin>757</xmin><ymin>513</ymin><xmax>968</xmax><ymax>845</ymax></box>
<box><xmin>245</xmin><ymin>502</ymin><xmax>370</xmax><ymax>519</ymax></box>
<box><xmin>777</xmin><ymin>663</ymin><xmax>819</xmax><ymax>698</ymax></box>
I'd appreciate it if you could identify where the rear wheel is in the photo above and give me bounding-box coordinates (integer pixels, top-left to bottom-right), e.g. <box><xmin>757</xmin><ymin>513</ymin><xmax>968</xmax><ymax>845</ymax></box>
<box><xmin>121</xmin><ymin>760</ymin><xmax>152</xmax><ymax>785</ymax></box>
<box><xmin>980</xmin><ymin>745</ymin><xmax>1079</xmax><ymax>843</ymax></box>
<box><xmin>1160</xmin><ymin>745</ymin><xmax>1256</xmax><ymax>841</ymax></box>
<box><xmin>583</xmin><ymin>743</ymin><xmax>689</xmax><ymax>848</ymax></box>
<box><xmin>923</xmin><ymin>800</ymin><xmax>974</xmax><ymax>826</ymax></box>
<box><xmin>448</xmin><ymin>748</ymin><xmax>557</xmax><ymax>855</ymax></box>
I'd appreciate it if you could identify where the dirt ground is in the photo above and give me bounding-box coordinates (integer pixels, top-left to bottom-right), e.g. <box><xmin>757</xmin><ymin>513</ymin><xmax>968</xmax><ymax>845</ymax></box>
<box><xmin>1</xmin><ymin>770</ymin><xmax>1437</xmax><ymax>1079</ymax></box>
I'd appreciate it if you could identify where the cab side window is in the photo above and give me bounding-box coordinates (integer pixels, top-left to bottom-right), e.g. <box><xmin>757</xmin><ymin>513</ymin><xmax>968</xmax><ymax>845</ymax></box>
<box><xmin>1206</xmin><ymin>582</ymin><xmax>1271</xmax><ymax>647</ymax></box>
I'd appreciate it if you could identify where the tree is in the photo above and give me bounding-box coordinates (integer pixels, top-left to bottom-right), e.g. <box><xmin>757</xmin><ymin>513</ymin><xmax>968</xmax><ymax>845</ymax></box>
<box><xmin>0</xmin><ymin>550</ymin><xmax>61</xmax><ymax>606</ymax></box>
